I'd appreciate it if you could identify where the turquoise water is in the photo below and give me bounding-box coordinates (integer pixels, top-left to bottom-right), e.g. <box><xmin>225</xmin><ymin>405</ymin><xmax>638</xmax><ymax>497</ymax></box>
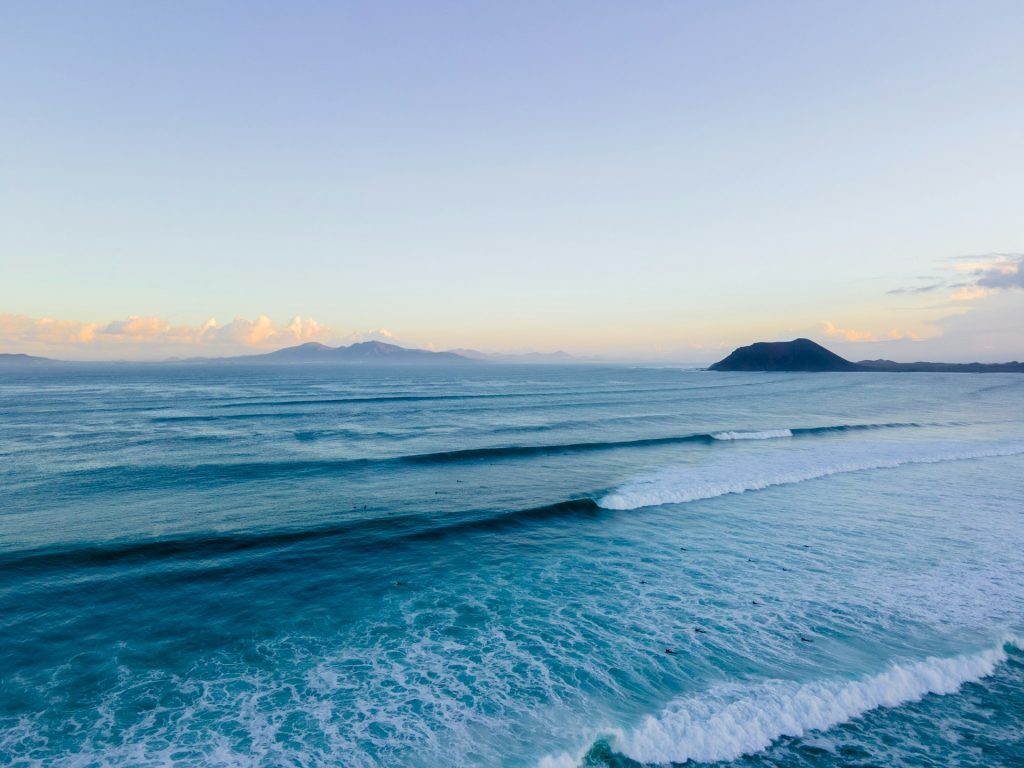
<box><xmin>1</xmin><ymin>364</ymin><xmax>1022</xmax><ymax>767</ymax></box>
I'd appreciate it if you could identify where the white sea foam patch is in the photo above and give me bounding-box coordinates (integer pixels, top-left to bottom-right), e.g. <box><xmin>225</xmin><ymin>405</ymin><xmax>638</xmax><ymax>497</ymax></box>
<box><xmin>599</xmin><ymin>440</ymin><xmax>1024</xmax><ymax>510</ymax></box>
<box><xmin>711</xmin><ymin>429</ymin><xmax>793</xmax><ymax>441</ymax></box>
<box><xmin>541</xmin><ymin>637</ymin><xmax>1023</xmax><ymax>768</ymax></box>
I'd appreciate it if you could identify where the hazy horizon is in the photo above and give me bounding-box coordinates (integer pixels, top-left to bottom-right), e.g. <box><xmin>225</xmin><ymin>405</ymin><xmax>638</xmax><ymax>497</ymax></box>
<box><xmin>6</xmin><ymin>329</ymin><xmax>1024</xmax><ymax>366</ymax></box>
<box><xmin>2</xmin><ymin>2</ymin><xmax>1022</xmax><ymax>362</ymax></box>
<box><xmin>3</xmin><ymin>8</ymin><xmax>1024</xmax><ymax>763</ymax></box>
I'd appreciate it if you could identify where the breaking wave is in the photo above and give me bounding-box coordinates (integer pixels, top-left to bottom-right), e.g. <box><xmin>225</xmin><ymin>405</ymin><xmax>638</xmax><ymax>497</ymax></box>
<box><xmin>711</xmin><ymin>429</ymin><xmax>792</xmax><ymax>440</ymax></box>
<box><xmin>599</xmin><ymin>440</ymin><xmax>1024</xmax><ymax>510</ymax></box>
<box><xmin>543</xmin><ymin>636</ymin><xmax>1023</xmax><ymax>767</ymax></box>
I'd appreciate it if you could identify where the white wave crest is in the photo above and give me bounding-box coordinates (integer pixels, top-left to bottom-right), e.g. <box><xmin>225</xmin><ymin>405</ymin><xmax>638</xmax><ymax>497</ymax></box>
<box><xmin>542</xmin><ymin>637</ymin><xmax>1022</xmax><ymax>767</ymax></box>
<box><xmin>711</xmin><ymin>429</ymin><xmax>793</xmax><ymax>441</ymax></box>
<box><xmin>599</xmin><ymin>440</ymin><xmax>1024</xmax><ymax>510</ymax></box>
<box><xmin>617</xmin><ymin>637</ymin><xmax>1022</xmax><ymax>765</ymax></box>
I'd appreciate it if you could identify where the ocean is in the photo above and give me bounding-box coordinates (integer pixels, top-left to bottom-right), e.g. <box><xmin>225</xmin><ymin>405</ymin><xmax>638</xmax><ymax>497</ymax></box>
<box><xmin>1</xmin><ymin>363</ymin><xmax>1022</xmax><ymax>767</ymax></box>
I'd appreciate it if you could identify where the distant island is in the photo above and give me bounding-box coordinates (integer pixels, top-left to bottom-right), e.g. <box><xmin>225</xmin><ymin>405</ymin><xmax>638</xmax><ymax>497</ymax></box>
<box><xmin>710</xmin><ymin>339</ymin><xmax>1024</xmax><ymax>373</ymax></box>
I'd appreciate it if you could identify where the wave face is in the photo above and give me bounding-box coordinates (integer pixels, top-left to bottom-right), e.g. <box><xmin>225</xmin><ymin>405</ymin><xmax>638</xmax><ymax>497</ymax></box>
<box><xmin>600</xmin><ymin>440</ymin><xmax>1024</xmax><ymax>510</ymax></box>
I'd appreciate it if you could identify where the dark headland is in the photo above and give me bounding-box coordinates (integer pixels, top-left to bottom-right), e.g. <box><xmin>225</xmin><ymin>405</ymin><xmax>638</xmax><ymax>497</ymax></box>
<box><xmin>709</xmin><ymin>339</ymin><xmax>1024</xmax><ymax>373</ymax></box>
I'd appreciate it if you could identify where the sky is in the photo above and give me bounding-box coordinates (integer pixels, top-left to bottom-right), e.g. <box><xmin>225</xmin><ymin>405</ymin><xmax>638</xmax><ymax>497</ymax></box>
<box><xmin>1</xmin><ymin>1</ymin><xmax>1022</xmax><ymax>362</ymax></box>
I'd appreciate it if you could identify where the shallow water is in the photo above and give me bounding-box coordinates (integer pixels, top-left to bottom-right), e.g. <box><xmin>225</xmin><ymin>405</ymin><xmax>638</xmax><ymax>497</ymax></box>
<box><xmin>1</xmin><ymin>364</ymin><xmax>1022</xmax><ymax>766</ymax></box>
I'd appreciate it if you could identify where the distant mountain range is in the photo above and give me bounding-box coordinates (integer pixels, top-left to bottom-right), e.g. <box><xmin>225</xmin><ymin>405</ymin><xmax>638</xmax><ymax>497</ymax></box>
<box><xmin>235</xmin><ymin>341</ymin><xmax>472</xmax><ymax>365</ymax></box>
<box><xmin>710</xmin><ymin>339</ymin><xmax>1024</xmax><ymax>373</ymax></box>
<box><xmin>0</xmin><ymin>342</ymin><xmax>576</xmax><ymax>366</ymax></box>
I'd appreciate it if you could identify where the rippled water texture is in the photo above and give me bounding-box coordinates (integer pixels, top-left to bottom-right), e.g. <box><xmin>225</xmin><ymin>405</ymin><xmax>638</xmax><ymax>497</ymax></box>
<box><xmin>2</xmin><ymin>364</ymin><xmax>1022</xmax><ymax>766</ymax></box>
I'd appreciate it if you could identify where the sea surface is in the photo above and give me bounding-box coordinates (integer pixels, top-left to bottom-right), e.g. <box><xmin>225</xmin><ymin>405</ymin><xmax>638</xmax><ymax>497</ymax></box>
<box><xmin>1</xmin><ymin>363</ymin><xmax>1023</xmax><ymax>767</ymax></box>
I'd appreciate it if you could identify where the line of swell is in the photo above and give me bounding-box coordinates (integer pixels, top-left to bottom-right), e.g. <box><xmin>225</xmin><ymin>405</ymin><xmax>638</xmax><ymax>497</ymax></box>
<box><xmin>208</xmin><ymin>385</ymin><xmax>695</xmax><ymax>409</ymax></box>
<box><xmin>401</xmin><ymin>422</ymin><xmax>921</xmax><ymax>462</ymax></box>
<box><xmin>0</xmin><ymin>498</ymin><xmax>601</xmax><ymax>574</ymax></box>
<box><xmin>791</xmin><ymin>422</ymin><xmax>923</xmax><ymax>436</ymax></box>
<box><xmin>52</xmin><ymin>422</ymin><xmax>926</xmax><ymax>489</ymax></box>
<box><xmin>200</xmin><ymin>377</ymin><xmax>815</xmax><ymax>411</ymax></box>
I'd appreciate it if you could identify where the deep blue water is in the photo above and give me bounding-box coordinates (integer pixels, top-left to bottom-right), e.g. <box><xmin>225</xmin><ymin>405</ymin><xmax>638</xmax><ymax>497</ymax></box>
<box><xmin>1</xmin><ymin>364</ymin><xmax>1022</xmax><ymax>767</ymax></box>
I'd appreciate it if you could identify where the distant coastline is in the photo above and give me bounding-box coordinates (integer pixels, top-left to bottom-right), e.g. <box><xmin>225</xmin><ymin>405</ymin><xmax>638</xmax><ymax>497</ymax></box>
<box><xmin>3</xmin><ymin>338</ymin><xmax>1022</xmax><ymax>371</ymax></box>
<box><xmin>709</xmin><ymin>339</ymin><xmax>1024</xmax><ymax>373</ymax></box>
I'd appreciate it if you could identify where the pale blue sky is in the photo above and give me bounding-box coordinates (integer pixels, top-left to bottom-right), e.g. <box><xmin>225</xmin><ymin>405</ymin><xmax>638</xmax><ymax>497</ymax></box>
<box><xmin>1</xmin><ymin>1</ymin><xmax>1022</xmax><ymax>360</ymax></box>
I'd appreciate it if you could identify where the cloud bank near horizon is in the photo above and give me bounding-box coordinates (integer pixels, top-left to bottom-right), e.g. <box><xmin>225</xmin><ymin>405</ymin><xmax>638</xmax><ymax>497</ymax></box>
<box><xmin>0</xmin><ymin>314</ymin><xmax>406</xmax><ymax>360</ymax></box>
<box><xmin>816</xmin><ymin>253</ymin><xmax>1024</xmax><ymax>354</ymax></box>
<box><xmin>1</xmin><ymin>255</ymin><xmax>1020</xmax><ymax>362</ymax></box>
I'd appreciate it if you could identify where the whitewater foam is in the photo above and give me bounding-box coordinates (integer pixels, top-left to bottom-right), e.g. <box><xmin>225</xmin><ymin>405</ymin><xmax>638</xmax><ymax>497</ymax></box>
<box><xmin>599</xmin><ymin>440</ymin><xmax>1024</xmax><ymax>510</ymax></box>
<box><xmin>711</xmin><ymin>429</ymin><xmax>793</xmax><ymax>440</ymax></box>
<box><xmin>542</xmin><ymin>636</ymin><xmax>1022</xmax><ymax>767</ymax></box>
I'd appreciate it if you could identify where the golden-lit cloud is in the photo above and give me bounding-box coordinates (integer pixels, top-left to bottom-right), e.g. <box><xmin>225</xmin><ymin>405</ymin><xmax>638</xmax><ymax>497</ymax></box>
<box><xmin>209</xmin><ymin>315</ymin><xmax>281</xmax><ymax>346</ymax></box>
<box><xmin>822</xmin><ymin>322</ymin><xmax>919</xmax><ymax>343</ymax></box>
<box><xmin>0</xmin><ymin>314</ymin><xmax>99</xmax><ymax>345</ymax></box>
<box><xmin>943</xmin><ymin>253</ymin><xmax>1023</xmax><ymax>301</ymax></box>
<box><xmin>951</xmin><ymin>254</ymin><xmax>1019</xmax><ymax>275</ymax></box>
<box><xmin>950</xmin><ymin>286</ymin><xmax>992</xmax><ymax>302</ymax></box>
<box><xmin>286</xmin><ymin>315</ymin><xmax>329</xmax><ymax>342</ymax></box>
<box><xmin>100</xmin><ymin>316</ymin><xmax>172</xmax><ymax>338</ymax></box>
<box><xmin>0</xmin><ymin>313</ymin><xmax>338</xmax><ymax>357</ymax></box>
<box><xmin>822</xmin><ymin>322</ymin><xmax>877</xmax><ymax>342</ymax></box>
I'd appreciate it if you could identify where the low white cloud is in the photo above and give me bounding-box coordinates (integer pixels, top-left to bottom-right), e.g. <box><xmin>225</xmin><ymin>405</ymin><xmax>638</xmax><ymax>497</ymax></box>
<box><xmin>0</xmin><ymin>313</ymin><xmax>339</xmax><ymax>359</ymax></box>
<box><xmin>340</xmin><ymin>328</ymin><xmax>401</xmax><ymax>344</ymax></box>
